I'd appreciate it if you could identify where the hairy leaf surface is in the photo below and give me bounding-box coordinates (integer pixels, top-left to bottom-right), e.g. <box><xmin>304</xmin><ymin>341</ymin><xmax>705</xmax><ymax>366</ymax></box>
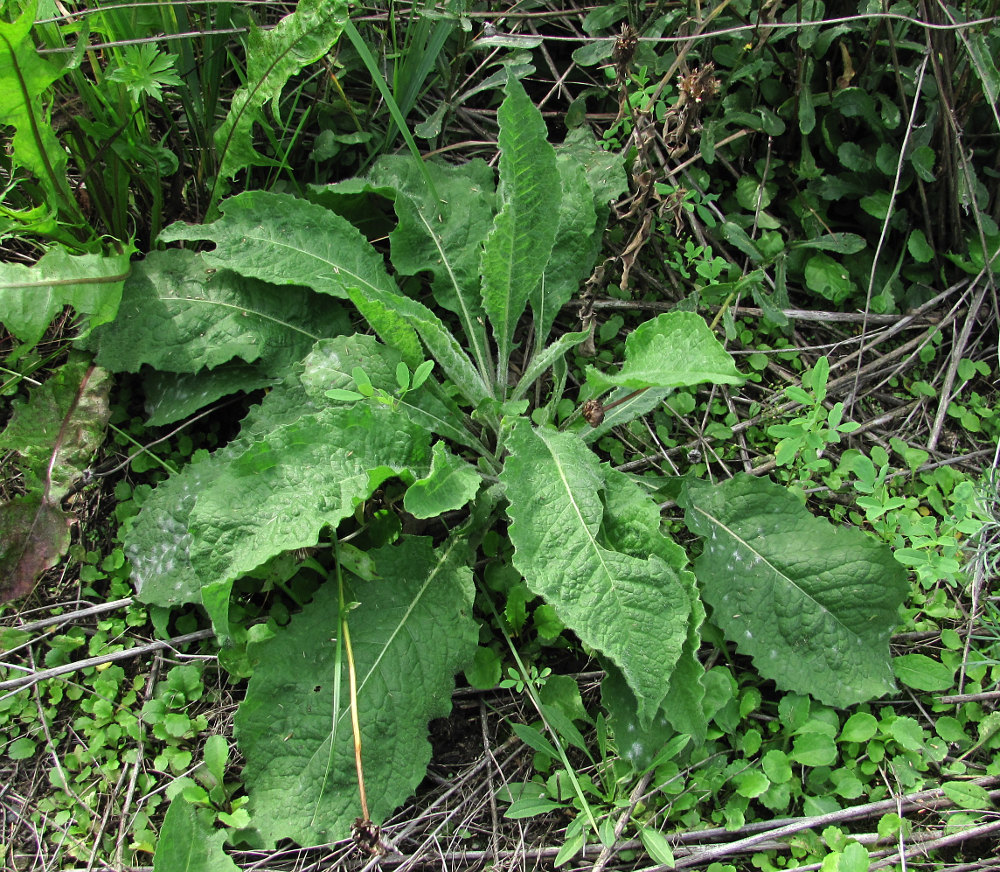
<box><xmin>684</xmin><ymin>474</ymin><xmax>907</xmax><ymax>707</ymax></box>
<box><xmin>160</xmin><ymin>191</ymin><xmax>398</xmax><ymax>303</ymax></box>
<box><xmin>350</xmin><ymin>285</ymin><xmax>492</xmax><ymax>405</ymax></box>
<box><xmin>532</xmin><ymin>157</ymin><xmax>597</xmax><ymax>348</ymax></box>
<box><xmin>481</xmin><ymin>74</ymin><xmax>560</xmax><ymax>384</ymax></box>
<box><xmin>403</xmin><ymin>441</ymin><xmax>481</xmax><ymax>519</ymax></box>
<box><xmin>188</xmin><ymin>402</ymin><xmax>431</xmax><ymax>589</ymax></box>
<box><xmin>501</xmin><ymin>422</ymin><xmax>688</xmax><ymax>725</ymax></box>
<box><xmin>299</xmin><ymin>335</ymin><xmax>477</xmax><ymax>449</ymax></box>
<box><xmin>600</xmin><ymin>468</ymin><xmax>708</xmax><ymax>741</ymax></box>
<box><xmin>89</xmin><ymin>250</ymin><xmax>347</xmax><ymax>376</ymax></box>
<box><xmin>586</xmin><ymin>312</ymin><xmax>743</xmax><ymax>394</ymax></box>
<box><xmin>237</xmin><ymin>537</ymin><xmax>476</xmax><ymax>845</ymax></box>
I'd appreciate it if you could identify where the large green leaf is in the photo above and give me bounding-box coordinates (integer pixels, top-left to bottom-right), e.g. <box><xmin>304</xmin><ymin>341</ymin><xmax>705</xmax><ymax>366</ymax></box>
<box><xmin>586</xmin><ymin>312</ymin><xmax>743</xmax><ymax>394</ymax></box>
<box><xmin>480</xmin><ymin>73</ymin><xmax>560</xmax><ymax>387</ymax></box>
<box><xmin>683</xmin><ymin>474</ymin><xmax>908</xmax><ymax>707</ymax></box>
<box><xmin>160</xmin><ymin>191</ymin><xmax>399</xmax><ymax>304</ymax></box>
<box><xmin>127</xmin><ymin>341</ymin><xmax>435</xmax><ymax>618</ymax></box>
<box><xmin>236</xmin><ymin>537</ymin><xmax>477</xmax><ymax>845</ymax></box>
<box><xmin>212</xmin><ymin>0</ymin><xmax>347</xmax><ymax>203</ymax></box>
<box><xmin>0</xmin><ymin>248</ymin><xmax>131</xmax><ymax>348</ymax></box>
<box><xmin>600</xmin><ymin>468</ymin><xmax>708</xmax><ymax>743</ymax></box>
<box><xmin>88</xmin><ymin>249</ymin><xmax>347</xmax><ymax>376</ymax></box>
<box><xmin>153</xmin><ymin>800</ymin><xmax>239</xmax><ymax>872</ymax></box>
<box><xmin>372</xmin><ymin>156</ymin><xmax>496</xmax><ymax>380</ymax></box>
<box><xmin>403</xmin><ymin>441</ymin><xmax>481</xmax><ymax>519</ymax></box>
<box><xmin>187</xmin><ymin>402</ymin><xmax>431</xmax><ymax>590</ymax></box>
<box><xmin>501</xmin><ymin>421</ymin><xmax>688</xmax><ymax>726</ymax></box>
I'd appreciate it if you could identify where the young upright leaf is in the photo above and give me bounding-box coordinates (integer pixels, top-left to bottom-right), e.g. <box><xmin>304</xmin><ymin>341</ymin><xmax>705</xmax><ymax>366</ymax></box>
<box><xmin>480</xmin><ymin>73</ymin><xmax>560</xmax><ymax>387</ymax></box>
<box><xmin>0</xmin><ymin>248</ymin><xmax>132</xmax><ymax>348</ymax></box>
<box><xmin>684</xmin><ymin>474</ymin><xmax>908</xmax><ymax>707</ymax></box>
<box><xmin>532</xmin><ymin>156</ymin><xmax>598</xmax><ymax>348</ymax></box>
<box><xmin>237</xmin><ymin>537</ymin><xmax>477</xmax><ymax>845</ymax></box>
<box><xmin>586</xmin><ymin>312</ymin><xmax>744</xmax><ymax>395</ymax></box>
<box><xmin>212</xmin><ymin>0</ymin><xmax>348</xmax><ymax>204</ymax></box>
<box><xmin>349</xmin><ymin>285</ymin><xmax>493</xmax><ymax>406</ymax></box>
<box><xmin>501</xmin><ymin>421</ymin><xmax>688</xmax><ymax>726</ymax></box>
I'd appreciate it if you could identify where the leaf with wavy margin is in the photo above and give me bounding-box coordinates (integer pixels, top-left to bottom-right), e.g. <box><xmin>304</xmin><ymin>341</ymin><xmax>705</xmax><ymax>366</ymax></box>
<box><xmin>684</xmin><ymin>474</ymin><xmax>907</xmax><ymax>707</ymax></box>
<box><xmin>501</xmin><ymin>421</ymin><xmax>688</xmax><ymax>726</ymax></box>
<box><xmin>236</xmin><ymin>537</ymin><xmax>476</xmax><ymax>845</ymax></box>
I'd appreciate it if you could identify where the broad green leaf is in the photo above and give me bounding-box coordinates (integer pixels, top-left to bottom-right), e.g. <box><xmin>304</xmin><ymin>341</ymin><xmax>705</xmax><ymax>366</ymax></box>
<box><xmin>237</xmin><ymin>537</ymin><xmax>476</xmax><ymax>845</ymax></box>
<box><xmin>187</xmin><ymin>402</ymin><xmax>431</xmax><ymax>589</ymax></box>
<box><xmin>639</xmin><ymin>826</ymin><xmax>675</xmax><ymax>866</ymax></box>
<box><xmin>160</xmin><ymin>191</ymin><xmax>399</xmax><ymax>304</ymax></box>
<box><xmin>127</xmin><ymin>446</ymin><xmax>239</xmax><ymax>610</ymax></box>
<box><xmin>371</xmin><ymin>156</ymin><xmax>496</xmax><ymax>380</ymax></box>
<box><xmin>892</xmin><ymin>653</ymin><xmax>955</xmax><ymax>692</ymax></box>
<box><xmin>0</xmin><ymin>1</ymin><xmax>81</xmax><ymax>224</ymax></box>
<box><xmin>481</xmin><ymin>73</ymin><xmax>560</xmax><ymax>386</ymax></box>
<box><xmin>153</xmin><ymin>799</ymin><xmax>239</xmax><ymax>872</ymax></box>
<box><xmin>838</xmin><ymin>712</ymin><xmax>877</xmax><ymax>743</ymax></box>
<box><xmin>88</xmin><ymin>249</ymin><xmax>347</xmax><ymax>375</ymax></box>
<box><xmin>0</xmin><ymin>248</ymin><xmax>131</xmax><ymax>348</ymax></box>
<box><xmin>212</xmin><ymin>0</ymin><xmax>347</xmax><ymax>202</ymax></box>
<box><xmin>502</xmin><ymin>421</ymin><xmax>688</xmax><ymax>725</ymax></box>
<box><xmin>805</xmin><ymin>254</ymin><xmax>854</xmax><ymax>303</ymax></box>
<box><xmin>586</xmin><ymin>312</ymin><xmax>743</xmax><ymax>395</ymax></box>
<box><xmin>684</xmin><ymin>474</ymin><xmax>908</xmax><ymax>707</ymax></box>
<box><xmin>298</xmin><ymin>335</ymin><xmax>478</xmax><ymax>450</ymax></box>
<box><xmin>403</xmin><ymin>441</ymin><xmax>481</xmax><ymax>519</ymax></box>
<box><xmin>349</xmin><ymin>284</ymin><xmax>492</xmax><ymax>406</ymax></box>
<box><xmin>347</xmin><ymin>287</ymin><xmax>424</xmax><ymax>370</ymax></box>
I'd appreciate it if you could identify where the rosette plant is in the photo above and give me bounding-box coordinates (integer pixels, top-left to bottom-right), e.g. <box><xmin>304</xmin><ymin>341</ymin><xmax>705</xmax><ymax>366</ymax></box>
<box><xmin>88</xmin><ymin>73</ymin><xmax>906</xmax><ymax>848</ymax></box>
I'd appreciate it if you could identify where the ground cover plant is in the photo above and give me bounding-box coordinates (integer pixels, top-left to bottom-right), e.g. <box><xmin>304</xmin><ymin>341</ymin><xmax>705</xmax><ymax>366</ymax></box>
<box><xmin>2</xmin><ymin>0</ymin><xmax>1000</xmax><ymax>870</ymax></box>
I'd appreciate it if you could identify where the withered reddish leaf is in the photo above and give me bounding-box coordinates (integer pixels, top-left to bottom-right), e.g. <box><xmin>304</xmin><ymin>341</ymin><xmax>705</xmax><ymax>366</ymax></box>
<box><xmin>0</xmin><ymin>494</ymin><xmax>73</xmax><ymax>602</ymax></box>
